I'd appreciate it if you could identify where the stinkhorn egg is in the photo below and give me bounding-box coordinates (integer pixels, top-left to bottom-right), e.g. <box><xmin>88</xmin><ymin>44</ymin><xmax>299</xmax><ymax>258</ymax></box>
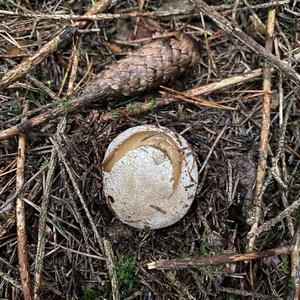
<box><xmin>102</xmin><ymin>125</ymin><xmax>198</xmax><ymax>229</ymax></box>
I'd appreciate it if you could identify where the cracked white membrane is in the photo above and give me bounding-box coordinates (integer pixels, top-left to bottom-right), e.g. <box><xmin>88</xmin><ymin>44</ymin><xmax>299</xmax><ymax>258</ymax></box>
<box><xmin>102</xmin><ymin>125</ymin><xmax>198</xmax><ymax>229</ymax></box>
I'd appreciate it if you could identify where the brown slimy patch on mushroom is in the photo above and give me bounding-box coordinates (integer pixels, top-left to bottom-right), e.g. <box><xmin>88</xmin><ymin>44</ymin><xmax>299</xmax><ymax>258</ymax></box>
<box><xmin>140</xmin><ymin>133</ymin><xmax>182</xmax><ymax>193</ymax></box>
<box><xmin>102</xmin><ymin>131</ymin><xmax>157</xmax><ymax>171</ymax></box>
<box><xmin>102</xmin><ymin>130</ymin><xmax>182</xmax><ymax>192</ymax></box>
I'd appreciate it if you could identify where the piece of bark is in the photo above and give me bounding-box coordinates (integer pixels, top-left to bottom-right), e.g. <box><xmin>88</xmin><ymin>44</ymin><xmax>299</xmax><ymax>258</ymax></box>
<box><xmin>0</xmin><ymin>33</ymin><xmax>200</xmax><ymax>140</ymax></box>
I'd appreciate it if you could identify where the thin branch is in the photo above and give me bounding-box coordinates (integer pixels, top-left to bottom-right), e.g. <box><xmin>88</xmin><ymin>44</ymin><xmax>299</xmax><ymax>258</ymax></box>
<box><xmin>33</xmin><ymin>150</ymin><xmax>57</xmax><ymax>300</ymax></box>
<box><xmin>248</xmin><ymin>8</ymin><xmax>276</xmax><ymax>251</ymax></box>
<box><xmin>198</xmin><ymin>125</ymin><xmax>228</xmax><ymax>175</ymax></box>
<box><xmin>147</xmin><ymin>246</ymin><xmax>291</xmax><ymax>270</ymax></box>
<box><xmin>275</xmin><ymin>38</ymin><xmax>294</xmax><ymax>237</ymax></box>
<box><xmin>248</xmin><ymin>92</ymin><xmax>297</xmax><ymax>240</ymax></box>
<box><xmin>219</xmin><ymin>287</ymin><xmax>283</xmax><ymax>300</ymax></box>
<box><xmin>0</xmin><ymin>270</ymin><xmax>22</xmax><ymax>290</ymax></box>
<box><xmin>221</xmin><ymin>0</ymin><xmax>291</xmax><ymax>14</ymax></box>
<box><xmin>160</xmin><ymin>86</ymin><xmax>237</xmax><ymax>110</ymax></box>
<box><xmin>289</xmin><ymin>222</ymin><xmax>300</xmax><ymax>300</ymax></box>
<box><xmin>0</xmin><ymin>9</ymin><xmax>193</xmax><ymax>21</ymax></box>
<box><xmin>0</xmin><ymin>0</ymin><xmax>291</xmax><ymax>20</ymax></box>
<box><xmin>50</xmin><ymin>137</ymin><xmax>104</xmax><ymax>252</ymax></box>
<box><xmin>248</xmin><ymin>196</ymin><xmax>300</xmax><ymax>239</ymax></box>
<box><xmin>0</xmin><ymin>1</ymin><xmax>289</xmax><ymax>21</ymax></box>
<box><xmin>103</xmin><ymin>239</ymin><xmax>120</xmax><ymax>300</ymax></box>
<box><xmin>33</xmin><ymin>38</ymin><xmax>97</xmax><ymax>299</ymax></box>
<box><xmin>16</xmin><ymin>100</ymin><xmax>33</xmax><ymax>300</ymax></box>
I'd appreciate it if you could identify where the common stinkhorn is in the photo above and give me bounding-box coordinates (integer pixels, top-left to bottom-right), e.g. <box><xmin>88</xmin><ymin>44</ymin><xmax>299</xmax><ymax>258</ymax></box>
<box><xmin>102</xmin><ymin>125</ymin><xmax>198</xmax><ymax>229</ymax></box>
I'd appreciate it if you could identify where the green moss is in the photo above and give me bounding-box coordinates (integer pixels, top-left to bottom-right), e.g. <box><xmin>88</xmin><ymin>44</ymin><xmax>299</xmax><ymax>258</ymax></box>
<box><xmin>58</xmin><ymin>99</ymin><xmax>71</xmax><ymax>112</ymax></box>
<box><xmin>198</xmin><ymin>266</ymin><xmax>215</xmax><ymax>281</ymax></box>
<box><xmin>107</xmin><ymin>108</ymin><xmax>120</xmax><ymax>119</ymax></box>
<box><xmin>83</xmin><ymin>288</ymin><xmax>100</xmax><ymax>300</ymax></box>
<box><xmin>82</xmin><ymin>281</ymin><xmax>111</xmax><ymax>299</ymax></box>
<box><xmin>4</xmin><ymin>0</ymin><xmax>16</xmax><ymax>10</ymax></box>
<box><xmin>126</xmin><ymin>102</ymin><xmax>141</xmax><ymax>112</ymax></box>
<box><xmin>41</xmin><ymin>157</ymin><xmax>49</xmax><ymax>168</ymax></box>
<box><xmin>150</xmin><ymin>98</ymin><xmax>158</xmax><ymax>114</ymax></box>
<box><xmin>281</xmin><ymin>256</ymin><xmax>290</xmax><ymax>276</ymax></box>
<box><xmin>198</xmin><ymin>232</ymin><xmax>218</xmax><ymax>280</ymax></box>
<box><xmin>46</xmin><ymin>80</ymin><xmax>55</xmax><ymax>91</ymax></box>
<box><xmin>200</xmin><ymin>231</ymin><xmax>209</xmax><ymax>256</ymax></box>
<box><xmin>116</xmin><ymin>256</ymin><xmax>139</xmax><ymax>297</ymax></box>
<box><xmin>86</xmin><ymin>0</ymin><xmax>97</xmax><ymax>10</ymax></box>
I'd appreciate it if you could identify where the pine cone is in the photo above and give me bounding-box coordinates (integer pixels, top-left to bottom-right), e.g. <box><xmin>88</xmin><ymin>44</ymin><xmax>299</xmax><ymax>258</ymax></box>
<box><xmin>79</xmin><ymin>33</ymin><xmax>200</xmax><ymax>102</ymax></box>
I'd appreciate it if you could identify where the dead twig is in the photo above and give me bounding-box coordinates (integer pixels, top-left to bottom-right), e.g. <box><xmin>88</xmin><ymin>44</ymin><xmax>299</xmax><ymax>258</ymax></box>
<box><xmin>218</xmin><ymin>287</ymin><xmax>283</xmax><ymax>300</ymax></box>
<box><xmin>16</xmin><ymin>100</ymin><xmax>33</xmax><ymax>300</ymax></box>
<box><xmin>248</xmin><ymin>8</ymin><xmax>276</xmax><ymax>251</ymax></box>
<box><xmin>221</xmin><ymin>0</ymin><xmax>291</xmax><ymax>15</ymax></box>
<box><xmin>0</xmin><ymin>0</ymin><xmax>290</xmax><ymax>20</ymax></box>
<box><xmin>160</xmin><ymin>86</ymin><xmax>237</xmax><ymax>110</ymax></box>
<box><xmin>0</xmin><ymin>179</ymin><xmax>42</xmax><ymax>239</ymax></box>
<box><xmin>185</xmin><ymin>68</ymin><xmax>264</xmax><ymax>96</ymax></box>
<box><xmin>33</xmin><ymin>150</ymin><xmax>57</xmax><ymax>300</ymax></box>
<box><xmin>248</xmin><ymin>196</ymin><xmax>300</xmax><ymax>239</ymax></box>
<box><xmin>289</xmin><ymin>222</ymin><xmax>300</xmax><ymax>300</ymax></box>
<box><xmin>1</xmin><ymin>1</ymin><xmax>289</xmax><ymax>22</ymax></box>
<box><xmin>190</xmin><ymin>0</ymin><xmax>300</xmax><ymax>85</ymax></box>
<box><xmin>147</xmin><ymin>246</ymin><xmax>291</xmax><ymax>270</ymax></box>
<box><xmin>0</xmin><ymin>270</ymin><xmax>22</xmax><ymax>290</ymax></box>
<box><xmin>275</xmin><ymin>38</ymin><xmax>294</xmax><ymax>238</ymax></box>
<box><xmin>198</xmin><ymin>125</ymin><xmax>228</xmax><ymax>175</ymax></box>
<box><xmin>248</xmin><ymin>91</ymin><xmax>297</xmax><ymax>240</ymax></box>
<box><xmin>91</xmin><ymin>97</ymin><xmax>173</xmax><ymax>123</ymax></box>
<box><xmin>0</xmin><ymin>9</ymin><xmax>193</xmax><ymax>21</ymax></box>
<box><xmin>103</xmin><ymin>239</ymin><xmax>120</xmax><ymax>300</ymax></box>
<box><xmin>33</xmin><ymin>38</ymin><xmax>98</xmax><ymax>299</ymax></box>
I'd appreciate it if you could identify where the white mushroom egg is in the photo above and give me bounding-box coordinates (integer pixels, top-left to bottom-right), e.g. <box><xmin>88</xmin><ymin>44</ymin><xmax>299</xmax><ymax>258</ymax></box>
<box><xmin>102</xmin><ymin>125</ymin><xmax>198</xmax><ymax>229</ymax></box>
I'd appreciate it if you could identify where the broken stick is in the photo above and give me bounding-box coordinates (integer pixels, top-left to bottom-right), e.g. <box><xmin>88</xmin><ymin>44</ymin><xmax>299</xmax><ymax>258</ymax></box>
<box><xmin>16</xmin><ymin>101</ymin><xmax>33</xmax><ymax>300</ymax></box>
<box><xmin>147</xmin><ymin>246</ymin><xmax>291</xmax><ymax>270</ymax></box>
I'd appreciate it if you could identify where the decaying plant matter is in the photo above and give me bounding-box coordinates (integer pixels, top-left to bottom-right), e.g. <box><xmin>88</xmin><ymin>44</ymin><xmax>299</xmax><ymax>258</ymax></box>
<box><xmin>0</xmin><ymin>33</ymin><xmax>200</xmax><ymax>140</ymax></box>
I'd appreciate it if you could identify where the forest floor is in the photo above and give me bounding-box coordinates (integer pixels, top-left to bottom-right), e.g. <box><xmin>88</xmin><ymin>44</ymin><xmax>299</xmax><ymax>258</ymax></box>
<box><xmin>0</xmin><ymin>0</ymin><xmax>300</xmax><ymax>299</ymax></box>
